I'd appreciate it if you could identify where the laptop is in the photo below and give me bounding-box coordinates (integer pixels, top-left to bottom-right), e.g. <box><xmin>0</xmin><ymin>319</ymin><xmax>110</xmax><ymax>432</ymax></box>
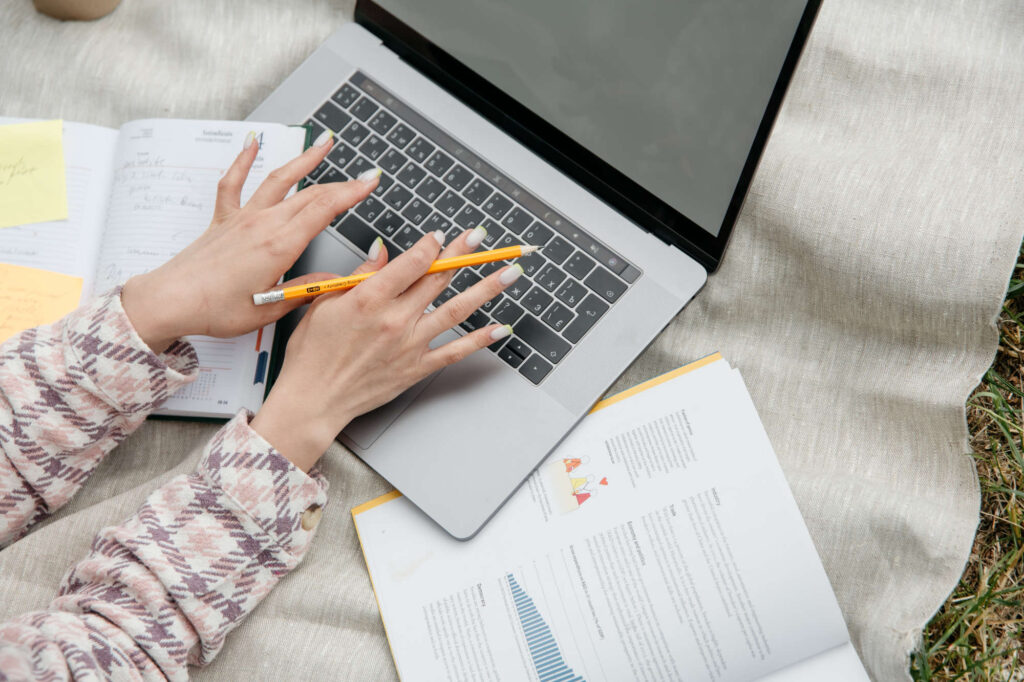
<box><xmin>250</xmin><ymin>0</ymin><xmax>820</xmax><ymax>539</ymax></box>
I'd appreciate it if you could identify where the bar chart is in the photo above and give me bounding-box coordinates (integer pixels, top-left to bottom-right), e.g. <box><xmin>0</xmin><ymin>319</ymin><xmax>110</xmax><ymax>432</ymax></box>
<box><xmin>506</xmin><ymin>573</ymin><xmax>586</xmax><ymax>682</ymax></box>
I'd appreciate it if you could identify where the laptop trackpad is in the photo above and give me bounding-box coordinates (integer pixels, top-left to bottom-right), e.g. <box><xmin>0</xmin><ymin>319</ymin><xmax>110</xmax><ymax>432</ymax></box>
<box><xmin>343</xmin><ymin>370</ymin><xmax>442</xmax><ymax>449</ymax></box>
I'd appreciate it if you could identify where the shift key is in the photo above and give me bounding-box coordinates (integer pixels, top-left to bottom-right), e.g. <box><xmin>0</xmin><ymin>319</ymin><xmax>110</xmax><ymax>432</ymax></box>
<box><xmin>515</xmin><ymin>315</ymin><xmax>571</xmax><ymax>364</ymax></box>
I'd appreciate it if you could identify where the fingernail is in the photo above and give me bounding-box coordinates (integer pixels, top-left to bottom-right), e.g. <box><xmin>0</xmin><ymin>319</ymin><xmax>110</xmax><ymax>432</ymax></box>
<box><xmin>367</xmin><ymin>236</ymin><xmax>383</xmax><ymax>261</ymax></box>
<box><xmin>465</xmin><ymin>225</ymin><xmax>487</xmax><ymax>248</ymax></box>
<box><xmin>357</xmin><ymin>167</ymin><xmax>382</xmax><ymax>183</ymax></box>
<box><xmin>490</xmin><ymin>324</ymin><xmax>513</xmax><ymax>341</ymax></box>
<box><xmin>432</xmin><ymin>230</ymin><xmax>445</xmax><ymax>246</ymax></box>
<box><xmin>244</xmin><ymin>131</ymin><xmax>256</xmax><ymax>149</ymax></box>
<box><xmin>499</xmin><ymin>263</ymin><xmax>524</xmax><ymax>285</ymax></box>
<box><xmin>313</xmin><ymin>130</ymin><xmax>333</xmax><ymax>147</ymax></box>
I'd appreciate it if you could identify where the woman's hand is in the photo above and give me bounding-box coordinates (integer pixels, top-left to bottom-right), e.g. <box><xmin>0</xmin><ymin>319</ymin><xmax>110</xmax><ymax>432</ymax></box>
<box><xmin>250</xmin><ymin>225</ymin><xmax>523</xmax><ymax>471</ymax></box>
<box><xmin>121</xmin><ymin>130</ymin><xmax>380</xmax><ymax>353</ymax></box>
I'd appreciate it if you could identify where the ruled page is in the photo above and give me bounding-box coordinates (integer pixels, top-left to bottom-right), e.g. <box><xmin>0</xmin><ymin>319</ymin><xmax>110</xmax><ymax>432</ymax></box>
<box><xmin>95</xmin><ymin>119</ymin><xmax>306</xmax><ymax>417</ymax></box>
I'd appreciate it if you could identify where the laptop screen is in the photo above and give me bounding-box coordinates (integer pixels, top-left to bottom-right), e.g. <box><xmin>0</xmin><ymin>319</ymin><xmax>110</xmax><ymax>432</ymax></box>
<box><xmin>370</xmin><ymin>0</ymin><xmax>808</xmax><ymax>238</ymax></box>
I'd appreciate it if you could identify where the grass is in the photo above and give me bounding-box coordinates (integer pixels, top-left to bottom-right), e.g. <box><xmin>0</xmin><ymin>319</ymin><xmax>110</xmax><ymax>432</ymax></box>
<box><xmin>911</xmin><ymin>250</ymin><xmax>1024</xmax><ymax>681</ymax></box>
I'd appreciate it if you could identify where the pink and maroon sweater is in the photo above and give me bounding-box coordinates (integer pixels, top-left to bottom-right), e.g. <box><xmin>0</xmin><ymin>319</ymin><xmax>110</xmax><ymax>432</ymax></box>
<box><xmin>0</xmin><ymin>289</ymin><xmax>328</xmax><ymax>680</ymax></box>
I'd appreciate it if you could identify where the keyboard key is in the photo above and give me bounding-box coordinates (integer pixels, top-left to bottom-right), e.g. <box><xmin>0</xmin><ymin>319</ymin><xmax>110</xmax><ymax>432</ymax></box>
<box><xmin>435</xmin><ymin>190</ymin><xmax>466</xmax><ymax>218</ymax></box>
<box><xmin>480</xmin><ymin>292</ymin><xmax>503</xmax><ymax>315</ymax></box>
<box><xmin>518</xmin><ymin>251</ymin><xmax>547</xmax><ymax>277</ymax></box>
<box><xmin>372</xmin><ymin>172</ymin><xmax>395</xmax><ymax>196</ymax></box>
<box><xmin>478</xmin><ymin>260</ymin><xmax>505</xmax><ymax>277</ymax></box>
<box><xmin>335</xmin><ymin>213</ymin><xmax>379</xmax><ymax>253</ymax></box>
<box><xmin>406</xmin><ymin>137</ymin><xmax>436</xmax><ymax>163</ymax></box>
<box><xmin>386</xmin><ymin>123</ymin><xmax>415</xmax><ymax>148</ymax></box>
<box><xmin>497</xmin><ymin>343</ymin><xmax>526</xmax><ymax>368</ymax></box>
<box><xmin>522</xmin><ymin>287</ymin><xmax>553</xmax><ymax>316</ymax></box>
<box><xmin>305</xmin><ymin>118</ymin><xmax>326</xmax><ymax>142</ymax></box>
<box><xmin>460</xmin><ymin>310</ymin><xmax>490</xmax><ymax>332</ymax></box>
<box><xmin>443</xmin><ymin>223</ymin><xmax>463</xmax><ymax>244</ymax></box>
<box><xmin>394</xmin><ymin>224</ymin><xmax>423</xmax><ymax>250</ymax></box>
<box><xmin>424</xmin><ymin>150</ymin><xmax>454</xmax><ymax>176</ymax></box>
<box><xmin>339</xmin><ymin>120</ymin><xmax>370</xmax><ymax>147</ymax></box>
<box><xmin>504</xmin><ymin>279</ymin><xmax>528</xmax><ymax>300</ymax></box>
<box><xmin>541</xmin><ymin>301</ymin><xmax>574</xmax><ymax>332</ymax></box>
<box><xmin>375</xmin><ymin>209</ymin><xmax>405</xmax><ymax>237</ymax></box>
<box><xmin>433</xmin><ymin>286</ymin><xmax>458</xmax><ymax>309</ymax></box>
<box><xmin>535</xmin><ymin>264</ymin><xmax>567</xmax><ymax>292</ymax></box>
<box><xmin>354</xmin><ymin>195</ymin><xmax>386</xmax><ymax>223</ymax></box>
<box><xmin>554</xmin><ymin>279</ymin><xmax>588</xmax><ymax>307</ymax></box>
<box><xmin>320</xmin><ymin>166</ymin><xmax>347</xmax><ymax>183</ymax></box>
<box><xmin>462</xmin><ymin>178</ymin><xmax>493</xmax><ymax>205</ymax></box>
<box><xmin>563</xmin><ymin>294</ymin><xmax>609</xmax><ymax>343</ymax></box>
<box><xmin>505</xmin><ymin>337</ymin><xmax>532</xmax><ymax>360</ymax></box>
<box><xmin>401</xmin><ymin>198</ymin><xmax>430</xmax><ymax>225</ymax></box>
<box><xmin>345</xmin><ymin>156</ymin><xmax>376</xmax><ymax>179</ymax></box>
<box><xmin>453</xmin><ymin>204</ymin><xmax>485</xmax><ymax>229</ymax></box>
<box><xmin>383</xmin><ymin>184</ymin><xmax>414</xmax><ymax>210</ymax></box>
<box><xmin>424</xmin><ymin>212</ymin><xmax>453</xmax><ymax>235</ymax></box>
<box><xmin>502</xmin><ymin>207</ymin><xmax>533</xmax><ymax>234</ymax></box>
<box><xmin>379</xmin><ymin>148</ymin><xmax>408</xmax><ymax>174</ymax></box>
<box><xmin>564</xmin><ymin>251</ymin><xmax>596</xmax><ymax>279</ymax></box>
<box><xmin>367</xmin><ymin>110</ymin><xmax>397</xmax><ymax>135</ymax></box>
<box><xmin>480</xmin><ymin>221</ymin><xmax>505</xmax><ymax>248</ymax></box>
<box><xmin>331</xmin><ymin>83</ymin><xmax>360</xmax><ymax>109</ymax></box>
<box><xmin>543</xmin><ymin>236</ymin><xmax>573</xmax><ymax>264</ymax></box>
<box><xmin>481</xmin><ymin>193</ymin><xmax>513</xmax><ymax>220</ymax></box>
<box><xmin>350</xmin><ymin>97</ymin><xmax>379</xmax><ymax>122</ymax></box>
<box><xmin>415</xmin><ymin>176</ymin><xmax>445</xmax><ymax>203</ymax></box>
<box><xmin>621</xmin><ymin>264</ymin><xmax>642</xmax><ymax>283</ymax></box>
<box><xmin>495</xmin><ymin>233</ymin><xmax>523</xmax><ymax>250</ymax></box>
<box><xmin>492</xmin><ymin>299</ymin><xmax>524</xmax><ymax>325</ymax></box>
<box><xmin>584</xmin><ymin>266</ymin><xmax>628</xmax><ymax>303</ymax></box>
<box><xmin>314</xmin><ymin>102</ymin><xmax>351</xmax><ymax>133</ymax></box>
<box><xmin>519</xmin><ymin>354</ymin><xmax>553</xmax><ymax>384</ymax></box>
<box><xmin>328</xmin><ymin>143</ymin><xmax>358</xmax><ymax>169</ymax></box>
<box><xmin>451</xmin><ymin>269</ymin><xmax>482</xmax><ymax>292</ymax></box>
<box><xmin>308</xmin><ymin>159</ymin><xmax>330</xmax><ymax>181</ymax></box>
<box><xmin>518</xmin><ymin>313</ymin><xmax>571</xmax><ymax>362</ymax></box>
<box><xmin>397</xmin><ymin>163</ymin><xmax>427</xmax><ymax>189</ymax></box>
<box><xmin>521</xmin><ymin>222</ymin><xmax>554</xmax><ymax>246</ymax></box>
<box><xmin>359</xmin><ymin>135</ymin><xmax>389</xmax><ymax>161</ymax></box>
<box><xmin>443</xmin><ymin>165</ymin><xmax>473</xmax><ymax>191</ymax></box>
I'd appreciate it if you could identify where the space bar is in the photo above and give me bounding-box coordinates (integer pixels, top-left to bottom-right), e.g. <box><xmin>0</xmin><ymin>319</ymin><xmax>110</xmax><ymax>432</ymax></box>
<box><xmin>515</xmin><ymin>316</ymin><xmax>570</xmax><ymax>364</ymax></box>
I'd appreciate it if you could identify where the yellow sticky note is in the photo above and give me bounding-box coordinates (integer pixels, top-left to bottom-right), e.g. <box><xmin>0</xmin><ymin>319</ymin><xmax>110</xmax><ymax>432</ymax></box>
<box><xmin>0</xmin><ymin>120</ymin><xmax>68</xmax><ymax>229</ymax></box>
<box><xmin>0</xmin><ymin>263</ymin><xmax>82</xmax><ymax>343</ymax></box>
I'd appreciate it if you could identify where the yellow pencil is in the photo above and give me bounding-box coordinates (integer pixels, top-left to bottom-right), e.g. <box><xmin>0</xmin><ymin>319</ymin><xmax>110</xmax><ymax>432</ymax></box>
<box><xmin>252</xmin><ymin>244</ymin><xmax>540</xmax><ymax>305</ymax></box>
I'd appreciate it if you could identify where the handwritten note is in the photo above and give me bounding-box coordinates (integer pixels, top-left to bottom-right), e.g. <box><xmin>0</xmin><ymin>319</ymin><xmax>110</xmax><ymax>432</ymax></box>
<box><xmin>0</xmin><ymin>263</ymin><xmax>82</xmax><ymax>343</ymax></box>
<box><xmin>0</xmin><ymin>120</ymin><xmax>68</xmax><ymax>229</ymax></box>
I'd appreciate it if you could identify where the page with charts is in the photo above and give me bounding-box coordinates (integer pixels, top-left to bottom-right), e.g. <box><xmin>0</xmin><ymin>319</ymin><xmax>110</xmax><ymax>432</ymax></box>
<box><xmin>353</xmin><ymin>354</ymin><xmax>870</xmax><ymax>681</ymax></box>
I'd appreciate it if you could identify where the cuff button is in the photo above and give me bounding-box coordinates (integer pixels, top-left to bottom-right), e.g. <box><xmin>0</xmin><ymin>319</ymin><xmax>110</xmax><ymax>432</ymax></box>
<box><xmin>301</xmin><ymin>504</ymin><xmax>323</xmax><ymax>531</ymax></box>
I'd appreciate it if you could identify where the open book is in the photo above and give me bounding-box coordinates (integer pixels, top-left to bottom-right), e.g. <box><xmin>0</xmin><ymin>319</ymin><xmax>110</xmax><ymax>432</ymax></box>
<box><xmin>353</xmin><ymin>354</ymin><xmax>870</xmax><ymax>681</ymax></box>
<box><xmin>0</xmin><ymin>118</ymin><xmax>307</xmax><ymax>417</ymax></box>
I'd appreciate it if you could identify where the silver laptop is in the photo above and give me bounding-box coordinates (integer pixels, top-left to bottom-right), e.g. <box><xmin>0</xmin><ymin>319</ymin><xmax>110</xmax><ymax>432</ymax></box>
<box><xmin>250</xmin><ymin>0</ymin><xmax>819</xmax><ymax>539</ymax></box>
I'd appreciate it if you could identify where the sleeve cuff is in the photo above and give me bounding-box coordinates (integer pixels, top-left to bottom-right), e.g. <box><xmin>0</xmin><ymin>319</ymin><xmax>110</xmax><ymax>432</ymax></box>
<box><xmin>63</xmin><ymin>287</ymin><xmax>199</xmax><ymax>414</ymax></box>
<box><xmin>198</xmin><ymin>410</ymin><xmax>330</xmax><ymax>558</ymax></box>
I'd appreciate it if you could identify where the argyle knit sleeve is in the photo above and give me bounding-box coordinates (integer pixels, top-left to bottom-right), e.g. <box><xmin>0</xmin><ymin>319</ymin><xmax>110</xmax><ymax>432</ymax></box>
<box><xmin>0</xmin><ymin>411</ymin><xmax>330</xmax><ymax>681</ymax></box>
<box><xmin>0</xmin><ymin>287</ymin><xmax>199</xmax><ymax>548</ymax></box>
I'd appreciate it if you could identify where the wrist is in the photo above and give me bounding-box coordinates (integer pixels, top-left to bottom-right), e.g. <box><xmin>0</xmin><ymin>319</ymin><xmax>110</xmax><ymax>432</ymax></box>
<box><xmin>121</xmin><ymin>271</ymin><xmax>191</xmax><ymax>354</ymax></box>
<box><xmin>251</xmin><ymin>386</ymin><xmax>348</xmax><ymax>472</ymax></box>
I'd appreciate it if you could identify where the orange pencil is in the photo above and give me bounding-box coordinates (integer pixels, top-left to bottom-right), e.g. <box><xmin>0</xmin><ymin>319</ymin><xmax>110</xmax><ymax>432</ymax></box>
<box><xmin>252</xmin><ymin>244</ymin><xmax>540</xmax><ymax>305</ymax></box>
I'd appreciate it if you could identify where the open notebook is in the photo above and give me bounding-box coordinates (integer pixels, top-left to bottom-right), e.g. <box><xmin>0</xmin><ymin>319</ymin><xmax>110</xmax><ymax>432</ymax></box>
<box><xmin>0</xmin><ymin>118</ymin><xmax>307</xmax><ymax>417</ymax></box>
<box><xmin>353</xmin><ymin>354</ymin><xmax>870</xmax><ymax>681</ymax></box>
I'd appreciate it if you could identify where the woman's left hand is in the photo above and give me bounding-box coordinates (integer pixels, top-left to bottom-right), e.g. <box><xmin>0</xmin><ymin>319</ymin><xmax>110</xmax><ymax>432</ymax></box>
<box><xmin>121</xmin><ymin>132</ymin><xmax>380</xmax><ymax>353</ymax></box>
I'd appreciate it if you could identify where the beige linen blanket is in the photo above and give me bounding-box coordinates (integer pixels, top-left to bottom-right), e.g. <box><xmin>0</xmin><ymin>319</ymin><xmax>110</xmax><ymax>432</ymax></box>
<box><xmin>2</xmin><ymin>0</ymin><xmax>1023</xmax><ymax>679</ymax></box>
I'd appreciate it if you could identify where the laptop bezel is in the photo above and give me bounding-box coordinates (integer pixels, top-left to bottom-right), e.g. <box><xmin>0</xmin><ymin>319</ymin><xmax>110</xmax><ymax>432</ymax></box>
<box><xmin>354</xmin><ymin>0</ymin><xmax>822</xmax><ymax>272</ymax></box>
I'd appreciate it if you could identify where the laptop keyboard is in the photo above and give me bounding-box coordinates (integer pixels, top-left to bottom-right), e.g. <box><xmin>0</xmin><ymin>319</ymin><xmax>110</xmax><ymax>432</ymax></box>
<box><xmin>301</xmin><ymin>72</ymin><xmax>641</xmax><ymax>385</ymax></box>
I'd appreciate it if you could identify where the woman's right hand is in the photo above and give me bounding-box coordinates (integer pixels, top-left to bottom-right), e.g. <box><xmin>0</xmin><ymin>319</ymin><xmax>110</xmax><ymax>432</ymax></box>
<box><xmin>250</xmin><ymin>226</ymin><xmax>523</xmax><ymax>471</ymax></box>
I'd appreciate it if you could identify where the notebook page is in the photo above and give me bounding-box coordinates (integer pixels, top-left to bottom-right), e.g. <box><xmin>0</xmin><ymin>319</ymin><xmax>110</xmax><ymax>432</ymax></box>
<box><xmin>0</xmin><ymin>119</ymin><xmax>117</xmax><ymax>300</ymax></box>
<box><xmin>94</xmin><ymin>119</ymin><xmax>306</xmax><ymax>416</ymax></box>
<box><xmin>353</xmin><ymin>357</ymin><xmax>865</xmax><ymax>681</ymax></box>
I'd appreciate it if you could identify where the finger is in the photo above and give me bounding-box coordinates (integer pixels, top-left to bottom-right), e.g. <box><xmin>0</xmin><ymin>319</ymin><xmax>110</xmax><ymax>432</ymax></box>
<box><xmin>280</xmin><ymin>174</ymin><xmax>381</xmax><ymax>251</ymax></box>
<box><xmin>421</xmin><ymin>323</ymin><xmax>514</xmax><ymax>375</ymax></box>
<box><xmin>244</xmin><ymin>129</ymin><xmax>336</xmax><ymax>210</ymax></box>
<box><xmin>273</xmin><ymin>171</ymin><xmax>379</xmax><ymax>224</ymax></box>
<box><xmin>214</xmin><ymin>132</ymin><xmax>260</xmax><ymax>218</ymax></box>
<box><xmin>358</xmin><ymin>230</ymin><xmax>445</xmax><ymax>301</ymax></box>
<box><xmin>416</xmin><ymin>263</ymin><xmax>524</xmax><ymax>342</ymax></box>
<box><xmin>402</xmin><ymin>225</ymin><xmax>487</xmax><ymax>312</ymax></box>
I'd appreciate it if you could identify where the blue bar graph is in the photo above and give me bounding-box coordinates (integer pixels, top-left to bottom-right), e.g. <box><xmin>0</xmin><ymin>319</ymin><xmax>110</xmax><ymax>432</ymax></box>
<box><xmin>506</xmin><ymin>573</ymin><xmax>585</xmax><ymax>682</ymax></box>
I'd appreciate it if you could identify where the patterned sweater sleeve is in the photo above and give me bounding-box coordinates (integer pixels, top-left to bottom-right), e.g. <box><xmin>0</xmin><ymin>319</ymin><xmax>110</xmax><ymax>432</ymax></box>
<box><xmin>0</xmin><ymin>287</ymin><xmax>199</xmax><ymax>548</ymax></box>
<box><xmin>0</xmin><ymin>411</ymin><xmax>330</xmax><ymax>681</ymax></box>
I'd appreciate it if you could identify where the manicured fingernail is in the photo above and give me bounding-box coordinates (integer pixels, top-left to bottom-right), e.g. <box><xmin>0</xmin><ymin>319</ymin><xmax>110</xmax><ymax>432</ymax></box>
<box><xmin>367</xmin><ymin>236</ymin><xmax>383</xmax><ymax>261</ymax></box>
<box><xmin>357</xmin><ymin>167</ymin><xmax>382</xmax><ymax>183</ymax></box>
<box><xmin>244</xmin><ymin>131</ymin><xmax>256</xmax><ymax>149</ymax></box>
<box><xmin>313</xmin><ymin>130</ymin><xmax>333</xmax><ymax>147</ymax></box>
<box><xmin>490</xmin><ymin>324</ymin><xmax>513</xmax><ymax>341</ymax></box>
<box><xmin>499</xmin><ymin>263</ymin><xmax>523</xmax><ymax>285</ymax></box>
<box><xmin>465</xmin><ymin>225</ymin><xmax>487</xmax><ymax>248</ymax></box>
<box><xmin>432</xmin><ymin>230</ymin><xmax>445</xmax><ymax>246</ymax></box>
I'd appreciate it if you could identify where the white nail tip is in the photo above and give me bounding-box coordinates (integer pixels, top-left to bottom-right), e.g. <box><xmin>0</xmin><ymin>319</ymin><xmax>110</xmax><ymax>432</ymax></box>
<box><xmin>499</xmin><ymin>263</ymin><xmax>524</xmax><ymax>285</ymax></box>
<box><xmin>367</xmin><ymin>237</ymin><xmax>383</xmax><ymax>261</ymax></box>
<box><xmin>490</xmin><ymin>325</ymin><xmax>513</xmax><ymax>341</ymax></box>
<box><xmin>357</xmin><ymin>167</ymin><xmax>383</xmax><ymax>183</ymax></box>
<box><xmin>313</xmin><ymin>130</ymin><xmax>333</xmax><ymax>147</ymax></box>
<box><xmin>433</xmin><ymin>230</ymin><xmax>445</xmax><ymax>246</ymax></box>
<box><xmin>465</xmin><ymin>225</ymin><xmax>487</xmax><ymax>248</ymax></box>
<box><xmin>243</xmin><ymin>131</ymin><xmax>256</xmax><ymax>149</ymax></box>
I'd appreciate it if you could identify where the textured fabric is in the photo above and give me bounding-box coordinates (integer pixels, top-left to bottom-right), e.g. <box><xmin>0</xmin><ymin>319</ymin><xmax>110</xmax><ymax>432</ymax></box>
<box><xmin>1</xmin><ymin>1</ymin><xmax>1023</xmax><ymax>680</ymax></box>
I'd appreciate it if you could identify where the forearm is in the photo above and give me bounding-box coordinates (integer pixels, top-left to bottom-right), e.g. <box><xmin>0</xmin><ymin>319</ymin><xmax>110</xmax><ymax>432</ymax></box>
<box><xmin>0</xmin><ymin>287</ymin><xmax>198</xmax><ymax>547</ymax></box>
